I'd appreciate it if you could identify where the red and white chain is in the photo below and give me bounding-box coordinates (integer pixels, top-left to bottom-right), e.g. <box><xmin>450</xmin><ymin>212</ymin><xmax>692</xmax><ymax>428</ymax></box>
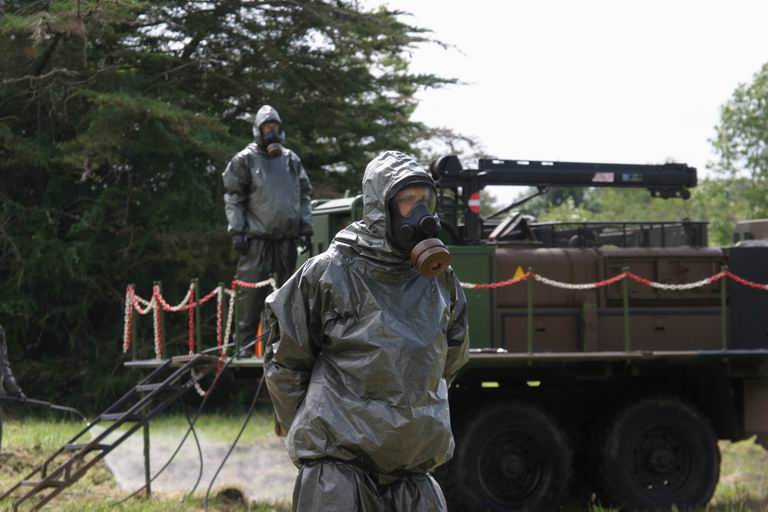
<box><xmin>533</xmin><ymin>273</ymin><xmax>627</xmax><ymax>290</ymax></box>
<box><xmin>460</xmin><ymin>273</ymin><xmax>532</xmax><ymax>290</ymax></box>
<box><xmin>626</xmin><ymin>273</ymin><xmax>715</xmax><ymax>291</ymax></box>
<box><xmin>724</xmin><ymin>271</ymin><xmax>768</xmax><ymax>291</ymax></box>
<box><xmin>461</xmin><ymin>270</ymin><xmax>768</xmax><ymax>292</ymax></box>
<box><xmin>153</xmin><ymin>283</ymin><xmax>194</xmax><ymax>312</ymax></box>
<box><xmin>132</xmin><ymin>293</ymin><xmax>156</xmax><ymax>315</ymax></box>
<box><xmin>232</xmin><ymin>277</ymin><xmax>277</xmax><ymax>290</ymax></box>
<box><xmin>222</xmin><ymin>288</ymin><xmax>237</xmax><ymax>357</ymax></box>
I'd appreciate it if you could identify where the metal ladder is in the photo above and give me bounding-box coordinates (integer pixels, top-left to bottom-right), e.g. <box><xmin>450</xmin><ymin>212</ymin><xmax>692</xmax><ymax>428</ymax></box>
<box><xmin>0</xmin><ymin>354</ymin><xmax>219</xmax><ymax>511</ymax></box>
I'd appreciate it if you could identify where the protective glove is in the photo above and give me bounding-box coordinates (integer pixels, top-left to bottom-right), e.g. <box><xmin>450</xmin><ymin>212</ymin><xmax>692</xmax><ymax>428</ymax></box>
<box><xmin>11</xmin><ymin>390</ymin><xmax>26</xmax><ymax>401</ymax></box>
<box><xmin>232</xmin><ymin>234</ymin><xmax>250</xmax><ymax>255</ymax></box>
<box><xmin>299</xmin><ymin>235</ymin><xmax>312</xmax><ymax>255</ymax></box>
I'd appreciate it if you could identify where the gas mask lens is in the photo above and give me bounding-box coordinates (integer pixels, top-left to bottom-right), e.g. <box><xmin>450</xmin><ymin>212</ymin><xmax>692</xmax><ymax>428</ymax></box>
<box><xmin>393</xmin><ymin>187</ymin><xmax>436</xmax><ymax>217</ymax></box>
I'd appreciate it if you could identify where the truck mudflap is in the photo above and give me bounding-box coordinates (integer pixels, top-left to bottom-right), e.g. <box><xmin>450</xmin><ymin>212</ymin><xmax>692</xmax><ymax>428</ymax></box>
<box><xmin>744</xmin><ymin>379</ymin><xmax>768</xmax><ymax>450</ymax></box>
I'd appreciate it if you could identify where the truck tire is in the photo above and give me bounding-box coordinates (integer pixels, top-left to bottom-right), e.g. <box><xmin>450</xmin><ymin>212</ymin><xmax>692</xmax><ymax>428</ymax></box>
<box><xmin>433</xmin><ymin>459</ymin><xmax>471</xmax><ymax>512</ymax></box>
<box><xmin>454</xmin><ymin>402</ymin><xmax>573</xmax><ymax>511</ymax></box>
<box><xmin>598</xmin><ymin>397</ymin><xmax>720</xmax><ymax>511</ymax></box>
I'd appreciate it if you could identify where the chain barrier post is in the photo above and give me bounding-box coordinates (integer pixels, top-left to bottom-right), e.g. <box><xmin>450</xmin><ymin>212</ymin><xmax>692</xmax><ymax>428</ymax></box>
<box><xmin>622</xmin><ymin>267</ymin><xmax>631</xmax><ymax>352</ymax></box>
<box><xmin>131</xmin><ymin>293</ymin><xmax>138</xmax><ymax>361</ymax></box>
<box><xmin>143</xmin><ymin>418</ymin><xmax>151</xmax><ymax>498</ymax></box>
<box><xmin>233</xmin><ymin>282</ymin><xmax>241</xmax><ymax>359</ymax></box>
<box><xmin>527</xmin><ymin>267</ymin><xmax>534</xmax><ymax>355</ymax></box>
<box><xmin>218</xmin><ymin>281</ymin><xmax>226</xmax><ymax>357</ymax></box>
<box><xmin>721</xmin><ymin>265</ymin><xmax>729</xmax><ymax>351</ymax></box>
<box><xmin>193</xmin><ymin>278</ymin><xmax>202</xmax><ymax>354</ymax></box>
<box><xmin>128</xmin><ymin>284</ymin><xmax>138</xmax><ymax>361</ymax></box>
<box><xmin>155</xmin><ymin>281</ymin><xmax>166</xmax><ymax>359</ymax></box>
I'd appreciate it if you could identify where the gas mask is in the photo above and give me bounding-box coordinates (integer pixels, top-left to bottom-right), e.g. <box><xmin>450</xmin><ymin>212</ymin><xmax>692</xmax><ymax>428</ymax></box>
<box><xmin>388</xmin><ymin>183</ymin><xmax>451</xmax><ymax>277</ymax></box>
<box><xmin>261</xmin><ymin>128</ymin><xmax>283</xmax><ymax>158</ymax></box>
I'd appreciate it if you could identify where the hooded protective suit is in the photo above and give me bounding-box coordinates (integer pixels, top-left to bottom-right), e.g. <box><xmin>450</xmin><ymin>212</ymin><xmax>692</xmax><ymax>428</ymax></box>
<box><xmin>264</xmin><ymin>151</ymin><xmax>469</xmax><ymax>511</ymax></box>
<box><xmin>222</xmin><ymin>106</ymin><xmax>312</xmax><ymax>346</ymax></box>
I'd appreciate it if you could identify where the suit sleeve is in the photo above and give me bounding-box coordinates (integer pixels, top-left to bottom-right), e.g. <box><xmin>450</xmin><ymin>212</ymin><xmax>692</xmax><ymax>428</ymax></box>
<box><xmin>294</xmin><ymin>154</ymin><xmax>313</xmax><ymax>236</ymax></box>
<box><xmin>263</xmin><ymin>261</ymin><xmax>323</xmax><ymax>429</ymax></box>
<box><xmin>443</xmin><ymin>269</ymin><xmax>470</xmax><ymax>386</ymax></box>
<box><xmin>222</xmin><ymin>154</ymin><xmax>250</xmax><ymax>235</ymax></box>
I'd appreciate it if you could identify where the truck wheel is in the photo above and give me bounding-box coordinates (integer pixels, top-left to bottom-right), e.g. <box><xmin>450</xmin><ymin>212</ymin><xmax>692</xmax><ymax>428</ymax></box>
<box><xmin>455</xmin><ymin>403</ymin><xmax>573</xmax><ymax>511</ymax></box>
<box><xmin>598</xmin><ymin>398</ymin><xmax>720</xmax><ymax>511</ymax></box>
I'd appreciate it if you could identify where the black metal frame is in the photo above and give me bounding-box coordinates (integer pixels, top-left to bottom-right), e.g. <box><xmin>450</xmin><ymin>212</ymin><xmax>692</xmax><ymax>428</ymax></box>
<box><xmin>527</xmin><ymin>221</ymin><xmax>708</xmax><ymax>248</ymax></box>
<box><xmin>431</xmin><ymin>156</ymin><xmax>698</xmax><ymax>243</ymax></box>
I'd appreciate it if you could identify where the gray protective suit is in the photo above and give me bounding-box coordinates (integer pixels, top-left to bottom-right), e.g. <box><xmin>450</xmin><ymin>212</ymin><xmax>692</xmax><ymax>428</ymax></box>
<box><xmin>264</xmin><ymin>151</ymin><xmax>469</xmax><ymax>511</ymax></box>
<box><xmin>222</xmin><ymin>106</ymin><xmax>312</xmax><ymax>346</ymax></box>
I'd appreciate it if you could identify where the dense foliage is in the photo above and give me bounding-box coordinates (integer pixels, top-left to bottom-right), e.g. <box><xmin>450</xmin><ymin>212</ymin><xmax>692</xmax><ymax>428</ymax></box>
<box><xmin>0</xmin><ymin>0</ymin><xmax>451</xmax><ymax>408</ymax></box>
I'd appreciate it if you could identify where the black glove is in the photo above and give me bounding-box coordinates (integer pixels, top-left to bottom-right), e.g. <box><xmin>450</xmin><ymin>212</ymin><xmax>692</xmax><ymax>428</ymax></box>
<box><xmin>299</xmin><ymin>235</ymin><xmax>312</xmax><ymax>255</ymax></box>
<box><xmin>11</xmin><ymin>390</ymin><xmax>26</xmax><ymax>401</ymax></box>
<box><xmin>232</xmin><ymin>234</ymin><xmax>250</xmax><ymax>255</ymax></box>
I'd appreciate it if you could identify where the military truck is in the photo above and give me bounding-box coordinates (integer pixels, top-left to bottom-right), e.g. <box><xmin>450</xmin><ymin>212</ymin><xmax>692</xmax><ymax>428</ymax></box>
<box><xmin>307</xmin><ymin>156</ymin><xmax>768</xmax><ymax>512</ymax></box>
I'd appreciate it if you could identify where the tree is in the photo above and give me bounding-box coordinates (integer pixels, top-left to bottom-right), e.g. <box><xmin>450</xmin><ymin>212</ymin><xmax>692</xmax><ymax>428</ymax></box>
<box><xmin>0</xmin><ymin>1</ymin><xmax>452</xmax><ymax>407</ymax></box>
<box><xmin>707</xmin><ymin>62</ymin><xmax>768</xmax><ymax>244</ymax></box>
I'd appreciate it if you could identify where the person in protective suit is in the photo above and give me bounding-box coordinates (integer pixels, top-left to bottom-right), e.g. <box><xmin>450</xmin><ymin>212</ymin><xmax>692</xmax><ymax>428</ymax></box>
<box><xmin>1</xmin><ymin>324</ymin><xmax>25</xmax><ymax>451</ymax></box>
<box><xmin>264</xmin><ymin>151</ymin><xmax>469</xmax><ymax>511</ymax></box>
<box><xmin>0</xmin><ymin>325</ymin><xmax>24</xmax><ymax>400</ymax></box>
<box><xmin>222</xmin><ymin>105</ymin><xmax>312</xmax><ymax>348</ymax></box>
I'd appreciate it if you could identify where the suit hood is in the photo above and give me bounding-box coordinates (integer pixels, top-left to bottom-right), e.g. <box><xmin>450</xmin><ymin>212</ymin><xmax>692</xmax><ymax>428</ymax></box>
<box><xmin>332</xmin><ymin>151</ymin><xmax>436</xmax><ymax>269</ymax></box>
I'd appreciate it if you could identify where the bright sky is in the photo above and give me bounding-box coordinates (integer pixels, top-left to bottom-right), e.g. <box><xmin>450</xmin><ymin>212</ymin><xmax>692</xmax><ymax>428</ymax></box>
<box><xmin>372</xmin><ymin>0</ymin><xmax>768</xmax><ymax>203</ymax></box>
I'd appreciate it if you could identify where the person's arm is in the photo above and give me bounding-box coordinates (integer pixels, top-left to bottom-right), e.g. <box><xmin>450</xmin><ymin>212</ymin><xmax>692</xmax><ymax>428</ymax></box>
<box><xmin>222</xmin><ymin>153</ymin><xmax>250</xmax><ymax>235</ymax></box>
<box><xmin>263</xmin><ymin>260</ymin><xmax>323</xmax><ymax>430</ymax></box>
<box><xmin>443</xmin><ymin>268</ymin><xmax>470</xmax><ymax>386</ymax></box>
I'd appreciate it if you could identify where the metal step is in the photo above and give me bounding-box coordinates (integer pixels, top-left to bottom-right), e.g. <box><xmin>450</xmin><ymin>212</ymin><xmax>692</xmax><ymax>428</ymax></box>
<box><xmin>97</xmin><ymin>413</ymin><xmax>144</xmax><ymax>422</ymax></box>
<box><xmin>21</xmin><ymin>480</ymin><xmax>65</xmax><ymax>488</ymax></box>
<box><xmin>135</xmin><ymin>383</ymin><xmax>185</xmax><ymax>393</ymax></box>
<box><xmin>63</xmin><ymin>443</ymin><xmax>110</xmax><ymax>452</ymax></box>
<box><xmin>171</xmin><ymin>354</ymin><xmax>220</xmax><ymax>366</ymax></box>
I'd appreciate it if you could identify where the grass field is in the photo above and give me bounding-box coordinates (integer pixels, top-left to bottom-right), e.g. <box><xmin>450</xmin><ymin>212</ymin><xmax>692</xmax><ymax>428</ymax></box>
<box><xmin>1</xmin><ymin>412</ymin><xmax>767</xmax><ymax>511</ymax></box>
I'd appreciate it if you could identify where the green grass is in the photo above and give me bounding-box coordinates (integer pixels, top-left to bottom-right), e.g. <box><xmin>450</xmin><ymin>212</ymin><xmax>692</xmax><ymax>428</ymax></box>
<box><xmin>1</xmin><ymin>496</ymin><xmax>289</xmax><ymax>512</ymax></box>
<box><xmin>2</xmin><ymin>416</ymin><xmax>85</xmax><ymax>451</ymax></box>
<box><xmin>148</xmin><ymin>409</ymin><xmax>276</xmax><ymax>440</ymax></box>
<box><xmin>1</xmin><ymin>409</ymin><xmax>276</xmax><ymax>452</ymax></box>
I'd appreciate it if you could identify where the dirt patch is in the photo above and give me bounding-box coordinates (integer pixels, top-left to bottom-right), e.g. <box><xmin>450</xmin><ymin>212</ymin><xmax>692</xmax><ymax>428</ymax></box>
<box><xmin>99</xmin><ymin>427</ymin><xmax>297</xmax><ymax>505</ymax></box>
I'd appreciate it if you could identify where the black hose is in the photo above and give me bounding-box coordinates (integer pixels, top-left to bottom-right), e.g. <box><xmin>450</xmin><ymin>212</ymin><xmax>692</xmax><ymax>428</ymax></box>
<box><xmin>203</xmin><ymin>376</ymin><xmax>265</xmax><ymax>511</ymax></box>
<box><xmin>0</xmin><ymin>396</ymin><xmax>88</xmax><ymax>454</ymax></box>
<box><xmin>185</xmin><ymin>403</ymin><xmax>204</xmax><ymax>498</ymax></box>
<box><xmin>0</xmin><ymin>396</ymin><xmax>88</xmax><ymax>423</ymax></box>
<box><xmin>116</xmin><ymin>334</ymin><xmax>267</xmax><ymax>505</ymax></box>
